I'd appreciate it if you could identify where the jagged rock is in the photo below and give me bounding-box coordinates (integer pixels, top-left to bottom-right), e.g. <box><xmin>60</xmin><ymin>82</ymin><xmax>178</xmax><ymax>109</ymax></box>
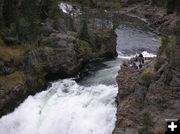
<box><xmin>120</xmin><ymin>1</ymin><xmax>178</xmax><ymax>34</ymax></box>
<box><xmin>113</xmin><ymin>57</ymin><xmax>180</xmax><ymax>134</ymax></box>
<box><xmin>0</xmin><ymin>29</ymin><xmax>117</xmax><ymax>117</ymax></box>
<box><xmin>0</xmin><ymin>0</ymin><xmax>116</xmax><ymax>119</ymax></box>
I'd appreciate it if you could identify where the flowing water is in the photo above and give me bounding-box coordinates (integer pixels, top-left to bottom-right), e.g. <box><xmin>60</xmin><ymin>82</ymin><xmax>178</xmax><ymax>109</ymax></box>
<box><xmin>0</xmin><ymin>17</ymin><xmax>160</xmax><ymax>134</ymax></box>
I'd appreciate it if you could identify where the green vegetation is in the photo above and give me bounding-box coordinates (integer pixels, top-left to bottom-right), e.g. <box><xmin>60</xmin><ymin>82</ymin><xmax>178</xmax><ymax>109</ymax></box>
<box><xmin>32</xmin><ymin>62</ymin><xmax>47</xmax><ymax>74</ymax></box>
<box><xmin>0</xmin><ymin>71</ymin><xmax>24</xmax><ymax>90</ymax></box>
<box><xmin>140</xmin><ymin>72</ymin><xmax>153</xmax><ymax>87</ymax></box>
<box><xmin>1</xmin><ymin>23</ymin><xmax>18</xmax><ymax>45</ymax></box>
<box><xmin>176</xmin><ymin>21</ymin><xmax>180</xmax><ymax>46</ymax></box>
<box><xmin>151</xmin><ymin>0</ymin><xmax>167</xmax><ymax>7</ymax></box>
<box><xmin>99</xmin><ymin>44</ymin><xmax>109</xmax><ymax>56</ymax></box>
<box><xmin>0</xmin><ymin>88</ymin><xmax>4</xmax><ymax>95</ymax></box>
<box><xmin>75</xmin><ymin>39</ymin><xmax>92</xmax><ymax>57</ymax></box>
<box><xmin>159</xmin><ymin>35</ymin><xmax>169</xmax><ymax>55</ymax></box>
<box><xmin>166</xmin><ymin>0</ymin><xmax>178</xmax><ymax>14</ymax></box>
<box><xmin>0</xmin><ymin>45</ymin><xmax>23</xmax><ymax>65</ymax></box>
<box><xmin>0</xmin><ymin>38</ymin><xmax>5</xmax><ymax>46</ymax></box>
<box><xmin>154</xmin><ymin>57</ymin><xmax>166</xmax><ymax>71</ymax></box>
<box><xmin>154</xmin><ymin>35</ymin><xmax>169</xmax><ymax>71</ymax></box>
<box><xmin>0</xmin><ymin>0</ymin><xmax>65</xmax><ymax>45</ymax></box>
<box><xmin>67</xmin><ymin>31</ymin><xmax>78</xmax><ymax>38</ymax></box>
<box><xmin>127</xmin><ymin>79</ymin><xmax>135</xmax><ymax>87</ymax></box>
<box><xmin>176</xmin><ymin>21</ymin><xmax>180</xmax><ymax>36</ymax></box>
<box><xmin>52</xmin><ymin>48</ymin><xmax>67</xmax><ymax>54</ymax></box>
<box><xmin>78</xmin><ymin>9</ymin><xmax>90</xmax><ymax>42</ymax></box>
<box><xmin>158</xmin><ymin>35</ymin><xmax>179</xmax><ymax>69</ymax></box>
<box><xmin>151</xmin><ymin>0</ymin><xmax>179</xmax><ymax>14</ymax></box>
<box><xmin>138</xmin><ymin>112</ymin><xmax>154</xmax><ymax>134</ymax></box>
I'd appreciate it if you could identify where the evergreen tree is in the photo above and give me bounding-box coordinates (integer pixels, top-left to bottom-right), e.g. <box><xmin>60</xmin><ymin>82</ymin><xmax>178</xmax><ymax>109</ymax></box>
<box><xmin>138</xmin><ymin>112</ymin><xmax>153</xmax><ymax>134</ymax></box>
<box><xmin>78</xmin><ymin>6</ymin><xmax>90</xmax><ymax>42</ymax></box>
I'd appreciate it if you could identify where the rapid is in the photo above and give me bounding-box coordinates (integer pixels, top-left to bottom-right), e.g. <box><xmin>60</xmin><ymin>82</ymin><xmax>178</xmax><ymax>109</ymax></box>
<box><xmin>0</xmin><ymin>15</ymin><xmax>160</xmax><ymax>134</ymax></box>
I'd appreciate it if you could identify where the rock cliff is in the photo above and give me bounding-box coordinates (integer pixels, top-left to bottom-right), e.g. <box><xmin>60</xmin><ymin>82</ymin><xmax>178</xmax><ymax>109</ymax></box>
<box><xmin>113</xmin><ymin>56</ymin><xmax>180</xmax><ymax>133</ymax></box>
<box><xmin>120</xmin><ymin>0</ymin><xmax>179</xmax><ymax>34</ymax></box>
<box><xmin>113</xmin><ymin>19</ymin><xmax>180</xmax><ymax>134</ymax></box>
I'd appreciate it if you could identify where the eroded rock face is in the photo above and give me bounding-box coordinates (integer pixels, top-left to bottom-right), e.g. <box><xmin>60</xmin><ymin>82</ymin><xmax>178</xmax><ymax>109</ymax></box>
<box><xmin>113</xmin><ymin>57</ymin><xmax>180</xmax><ymax>134</ymax></box>
<box><xmin>0</xmin><ymin>28</ymin><xmax>117</xmax><ymax>117</ymax></box>
<box><xmin>120</xmin><ymin>1</ymin><xmax>178</xmax><ymax>34</ymax></box>
<box><xmin>0</xmin><ymin>0</ymin><xmax>118</xmax><ymax>117</ymax></box>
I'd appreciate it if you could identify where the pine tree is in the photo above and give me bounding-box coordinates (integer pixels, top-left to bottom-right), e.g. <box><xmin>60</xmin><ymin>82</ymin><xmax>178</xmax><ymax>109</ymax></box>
<box><xmin>138</xmin><ymin>112</ymin><xmax>153</xmax><ymax>134</ymax></box>
<box><xmin>78</xmin><ymin>6</ymin><xmax>90</xmax><ymax>42</ymax></box>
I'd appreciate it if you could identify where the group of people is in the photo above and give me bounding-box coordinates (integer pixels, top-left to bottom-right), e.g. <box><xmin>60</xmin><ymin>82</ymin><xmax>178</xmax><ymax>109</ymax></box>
<box><xmin>132</xmin><ymin>53</ymin><xmax>145</xmax><ymax>69</ymax></box>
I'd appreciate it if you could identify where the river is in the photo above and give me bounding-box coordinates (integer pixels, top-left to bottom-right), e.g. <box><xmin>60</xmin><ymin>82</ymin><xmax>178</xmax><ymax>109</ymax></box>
<box><xmin>0</xmin><ymin>16</ymin><xmax>160</xmax><ymax>134</ymax></box>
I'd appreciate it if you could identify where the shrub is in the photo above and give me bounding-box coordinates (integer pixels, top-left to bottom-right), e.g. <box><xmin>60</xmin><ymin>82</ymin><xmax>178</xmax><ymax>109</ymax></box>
<box><xmin>176</xmin><ymin>21</ymin><xmax>180</xmax><ymax>46</ymax></box>
<box><xmin>159</xmin><ymin>35</ymin><xmax>169</xmax><ymax>54</ymax></box>
<box><xmin>99</xmin><ymin>44</ymin><xmax>109</xmax><ymax>56</ymax></box>
<box><xmin>78</xmin><ymin>15</ymin><xmax>90</xmax><ymax>42</ymax></box>
<box><xmin>138</xmin><ymin>112</ymin><xmax>153</xmax><ymax>134</ymax></box>
<box><xmin>0</xmin><ymin>38</ymin><xmax>5</xmax><ymax>46</ymax></box>
<box><xmin>0</xmin><ymin>89</ymin><xmax>4</xmax><ymax>95</ymax></box>
<box><xmin>154</xmin><ymin>57</ymin><xmax>166</xmax><ymax>71</ymax></box>
<box><xmin>151</xmin><ymin>0</ymin><xmax>167</xmax><ymax>7</ymax></box>
<box><xmin>75</xmin><ymin>39</ymin><xmax>92</xmax><ymax>57</ymax></box>
<box><xmin>33</xmin><ymin>62</ymin><xmax>47</xmax><ymax>73</ymax></box>
<box><xmin>0</xmin><ymin>71</ymin><xmax>24</xmax><ymax>90</ymax></box>
<box><xmin>0</xmin><ymin>46</ymin><xmax>23</xmax><ymax>65</ymax></box>
<box><xmin>17</xmin><ymin>18</ymin><xmax>41</xmax><ymax>43</ymax></box>
<box><xmin>141</xmin><ymin>72</ymin><xmax>153</xmax><ymax>87</ymax></box>
<box><xmin>166</xmin><ymin>0</ymin><xmax>176</xmax><ymax>14</ymax></box>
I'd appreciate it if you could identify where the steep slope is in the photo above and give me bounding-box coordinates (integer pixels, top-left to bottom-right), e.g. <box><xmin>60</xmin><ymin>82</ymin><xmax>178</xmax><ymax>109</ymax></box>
<box><xmin>0</xmin><ymin>0</ymin><xmax>118</xmax><ymax>117</ymax></box>
<box><xmin>113</xmin><ymin>18</ymin><xmax>180</xmax><ymax>134</ymax></box>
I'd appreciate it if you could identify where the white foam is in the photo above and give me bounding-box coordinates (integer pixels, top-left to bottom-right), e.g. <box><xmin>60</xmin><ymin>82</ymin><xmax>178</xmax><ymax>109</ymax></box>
<box><xmin>117</xmin><ymin>51</ymin><xmax>132</xmax><ymax>59</ymax></box>
<box><xmin>141</xmin><ymin>51</ymin><xmax>156</xmax><ymax>58</ymax></box>
<box><xmin>59</xmin><ymin>2</ymin><xmax>80</xmax><ymax>16</ymax></box>
<box><xmin>59</xmin><ymin>2</ymin><xmax>73</xmax><ymax>14</ymax></box>
<box><xmin>0</xmin><ymin>79</ymin><xmax>117</xmax><ymax>134</ymax></box>
<box><xmin>118</xmin><ymin>51</ymin><xmax>156</xmax><ymax>59</ymax></box>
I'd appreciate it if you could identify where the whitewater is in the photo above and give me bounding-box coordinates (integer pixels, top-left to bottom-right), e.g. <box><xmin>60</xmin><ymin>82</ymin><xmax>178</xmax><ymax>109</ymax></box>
<box><xmin>0</xmin><ymin>10</ymin><xmax>161</xmax><ymax>134</ymax></box>
<box><xmin>0</xmin><ymin>51</ymin><xmax>158</xmax><ymax>134</ymax></box>
<box><xmin>0</xmin><ymin>79</ymin><xmax>118</xmax><ymax>134</ymax></box>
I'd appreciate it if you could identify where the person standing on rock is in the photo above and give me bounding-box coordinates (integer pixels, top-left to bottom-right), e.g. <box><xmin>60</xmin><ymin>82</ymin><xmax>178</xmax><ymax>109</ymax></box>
<box><xmin>138</xmin><ymin>53</ymin><xmax>144</xmax><ymax>69</ymax></box>
<box><xmin>138</xmin><ymin>53</ymin><xmax>144</xmax><ymax>65</ymax></box>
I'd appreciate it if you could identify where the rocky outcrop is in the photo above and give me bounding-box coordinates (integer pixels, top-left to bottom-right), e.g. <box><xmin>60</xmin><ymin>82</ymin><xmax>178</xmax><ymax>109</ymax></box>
<box><xmin>113</xmin><ymin>56</ymin><xmax>180</xmax><ymax>133</ymax></box>
<box><xmin>0</xmin><ymin>0</ymin><xmax>118</xmax><ymax>117</ymax></box>
<box><xmin>120</xmin><ymin>0</ymin><xmax>179</xmax><ymax>34</ymax></box>
<box><xmin>113</xmin><ymin>22</ymin><xmax>180</xmax><ymax>133</ymax></box>
<box><xmin>0</xmin><ymin>26</ymin><xmax>117</xmax><ymax>117</ymax></box>
<box><xmin>113</xmin><ymin>4</ymin><xmax>180</xmax><ymax>132</ymax></box>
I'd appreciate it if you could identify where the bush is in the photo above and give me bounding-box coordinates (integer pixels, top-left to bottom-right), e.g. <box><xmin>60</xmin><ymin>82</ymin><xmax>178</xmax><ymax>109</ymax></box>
<box><xmin>141</xmin><ymin>72</ymin><xmax>153</xmax><ymax>87</ymax></box>
<box><xmin>154</xmin><ymin>57</ymin><xmax>166</xmax><ymax>71</ymax></box>
<box><xmin>78</xmin><ymin>15</ymin><xmax>90</xmax><ymax>42</ymax></box>
<box><xmin>33</xmin><ymin>62</ymin><xmax>47</xmax><ymax>73</ymax></box>
<box><xmin>0</xmin><ymin>46</ymin><xmax>23</xmax><ymax>65</ymax></box>
<box><xmin>152</xmin><ymin>0</ymin><xmax>166</xmax><ymax>7</ymax></box>
<box><xmin>166</xmin><ymin>0</ymin><xmax>176</xmax><ymax>14</ymax></box>
<box><xmin>17</xmin><ymin>18</ymin><xmax>41</xmax><ymax>43</ymax></box>
<box><xmin>99</xmin><ymin>44</ymin><xmax>109</xmax><ymax>56</ymax></box>
<box><xmin>176</xmin><ymin>21</ymin><xmax>180</xmax><ymax>35</ymax></box>
<box><xmin>48</xmin><ymin>0</ymin><xmax>64</xmax><ymax>20</ymax></box>
<box><xmin>0</xmin><ymin>71</ymin><xmax>24</xmax><ymax>90</ymax></box>
<box><xmin>0</xmin><ymin>38</ymin><xmax>5</xmax><ymax>46</ymax></box>
<box><xmin>176</xmin><ymin>21</ymin><xmax>180</xmax><ymax>46</ymax></box>
<box><xmin>75</xmin><ymin>39</ymin><xmax>92</xmax><ymax>57</ymax></box>
<box><xmin>138</xmin><ymin>112</ymin><xmax>153</xmax><ymax>134</ymax></box>
<box><xmin>0</xmin><ymin>89</ymin><xmax>4</xmax><ymax>95</ymax></box>
<box><xmin>159</xmin><ymin>35</ymin><xmax>169</xmax><ymax>54</ymax></box>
